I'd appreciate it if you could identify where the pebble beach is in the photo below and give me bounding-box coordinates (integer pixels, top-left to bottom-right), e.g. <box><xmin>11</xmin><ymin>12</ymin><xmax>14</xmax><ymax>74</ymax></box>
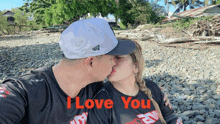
<box><xmin>0</xmin><ymin>32</ymin><xmax>220</xmax><ymax>123</ymax></box>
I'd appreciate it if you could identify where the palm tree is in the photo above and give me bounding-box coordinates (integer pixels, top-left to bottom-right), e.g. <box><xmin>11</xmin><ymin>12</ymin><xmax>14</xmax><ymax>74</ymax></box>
<box><xmin>154</xmin><ymin>0</ymin><xmax>175</xmax><ymax>16</ymax></box>
<box><xmin>172</xmin><ymin>0</ymin><xmax>204</xmax><ymax>13</ymax></box>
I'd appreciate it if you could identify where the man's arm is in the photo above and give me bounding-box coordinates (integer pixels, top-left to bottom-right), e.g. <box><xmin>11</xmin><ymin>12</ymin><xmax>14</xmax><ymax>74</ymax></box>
<box><xmin>0</xmin><ymin>78</ymin><xmax>27</xmax><ymax>123</ymax></box>
<box><xmin>159</xmin><ymin>91</ymin><xmax>182</xmax><ymax>124</ymax></box>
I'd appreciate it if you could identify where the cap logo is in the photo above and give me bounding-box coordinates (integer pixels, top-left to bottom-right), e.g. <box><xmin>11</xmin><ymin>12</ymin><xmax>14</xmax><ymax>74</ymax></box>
<box><xmin>92</xmin><ymin>45</ymin><xmax>100</xmax><ymax>51</ymax></box>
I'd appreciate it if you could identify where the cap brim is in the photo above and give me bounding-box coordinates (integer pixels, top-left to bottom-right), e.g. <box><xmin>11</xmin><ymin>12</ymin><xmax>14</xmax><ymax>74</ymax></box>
<box><xmin>106</xmin><ymin>39</ymin><xmax>136</xmax><ymax>55</ymax></box>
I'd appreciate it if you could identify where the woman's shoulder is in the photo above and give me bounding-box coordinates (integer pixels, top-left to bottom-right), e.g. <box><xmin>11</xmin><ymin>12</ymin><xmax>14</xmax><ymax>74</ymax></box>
<box><xmin>143</xmin><ymin>78</ymin><xmax>160</xmax><ymax>90</ymax></box>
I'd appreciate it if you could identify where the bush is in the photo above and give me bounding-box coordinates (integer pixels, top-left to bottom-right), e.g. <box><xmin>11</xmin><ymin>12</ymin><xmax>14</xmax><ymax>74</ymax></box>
<box><xmin>118</xmin><ymin>22</ymin><xmax>126</xmax><ymax>30</ymax></box>
<box><xmin>172</xmin><ymin>16</ymin><xmax>214</xmax><ymax>30</ymax></box>
<box><xmin>120</xmin><ymin>1</ymin><xmax>163</xmax><ymax>28</ymax></box>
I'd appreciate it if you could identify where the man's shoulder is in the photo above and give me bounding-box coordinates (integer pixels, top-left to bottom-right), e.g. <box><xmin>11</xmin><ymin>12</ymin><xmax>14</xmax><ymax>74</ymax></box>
<box><xmin>1</xmin><ymin>66</ymin><xmax>51</xmax><ymax>90</ymax></box>
<box><xmin>19</xmin><ymin>66</ymin><xmax>50</xmax><ymax>80</ymax></box>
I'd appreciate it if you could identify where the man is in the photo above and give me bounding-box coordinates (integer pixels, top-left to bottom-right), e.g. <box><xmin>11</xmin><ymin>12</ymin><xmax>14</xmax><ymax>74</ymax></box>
<box><xmin>0</xmin><ymin>18</ymin><xmax>136</xmax><ymax>124</ymax></box>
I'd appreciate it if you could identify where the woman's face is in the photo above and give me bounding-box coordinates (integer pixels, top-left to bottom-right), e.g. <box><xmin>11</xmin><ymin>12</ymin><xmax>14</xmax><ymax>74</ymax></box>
<box><xmin>108</xmin><ymin>55</ymin><xmax>138</xmax><ymax>82</ymax></box>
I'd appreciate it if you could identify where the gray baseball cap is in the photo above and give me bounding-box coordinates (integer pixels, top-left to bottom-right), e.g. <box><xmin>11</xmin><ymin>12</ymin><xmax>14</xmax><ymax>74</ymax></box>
<box><xmin>106</xmin><ymin>39</ymin><xmax>136</xmax><ymax>55</ymax></box>
<box><xmin>59</xmin><ymin>18</ymin><xmax>136</xmax><ymax>59</ymax></box>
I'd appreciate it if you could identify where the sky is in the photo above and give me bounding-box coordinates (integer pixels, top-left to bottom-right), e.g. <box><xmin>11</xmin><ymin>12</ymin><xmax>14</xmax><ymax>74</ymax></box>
<box><xmin>0</xmin><ymin>0</ymin><xmax>25</xmax><ymax>11</ymax></box>
<box><xmin>0</xmin><ymin>0</ymin><xmax>176</xmax><ymax>18</ymax></box>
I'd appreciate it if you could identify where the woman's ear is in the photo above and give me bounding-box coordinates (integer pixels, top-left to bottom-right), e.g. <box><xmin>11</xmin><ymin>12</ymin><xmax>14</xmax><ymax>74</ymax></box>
<box><xmin>134</xmin><ymin>63</ymin><xmax>139</xmax><ymax>74</ymax></box>
<box><xmin>134</xmin><ymin>68</ymin><xmax>139</xmax><ymax>74</ymax></box>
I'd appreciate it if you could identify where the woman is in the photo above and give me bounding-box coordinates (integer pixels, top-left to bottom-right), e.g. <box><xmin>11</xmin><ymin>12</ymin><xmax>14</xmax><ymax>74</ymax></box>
<box><xmin>87</xmin><ymin>39</ymin><xmax>182</xmax><ymax>124</ymax></box>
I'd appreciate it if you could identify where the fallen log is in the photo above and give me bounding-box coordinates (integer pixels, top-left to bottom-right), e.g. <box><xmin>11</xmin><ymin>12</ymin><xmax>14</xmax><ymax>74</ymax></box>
<box><xmin>139</xmin><ymin>35</ymin><xmax>154</xmax><ymax>41</ymax></box>
<box><xmin>194</xmin><ymin>40</ymin><xmax>220</xmax><ymax>44</ymax></box>
<box><xmin>157</xmin><ymin>36</ymin><xmax>220</xmax><ymax>44</ymax></box>
<box><xmin>157</xmin><ymin>37</ymin><xmax>198</xmax><ymax>44</ymax></box>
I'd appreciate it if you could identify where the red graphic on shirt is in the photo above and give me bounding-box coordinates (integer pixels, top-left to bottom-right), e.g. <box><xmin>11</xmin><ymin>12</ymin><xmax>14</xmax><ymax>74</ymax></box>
<box><xmin>69</xmin><ymin>112</ymin><xmax>88</xmax><ymax>124</ymax></box>
<box><xmin>126</xmin><ymin>110</ymin><xmax>159</xmax><ymax>124</ymax></box>
<box><xmin>126</xmin><ymin>118</ymin><xmax>145</xmax><ymax>124</ymax></box>
<box><xmin>126</xmin><ymin>110</ymin><xmax>183</xmax><ymax>124</ymax></box>
<box><xmin>0</xmin><ymin>86</ymin><xmax>10</xmax><ymax>97</ymax></box>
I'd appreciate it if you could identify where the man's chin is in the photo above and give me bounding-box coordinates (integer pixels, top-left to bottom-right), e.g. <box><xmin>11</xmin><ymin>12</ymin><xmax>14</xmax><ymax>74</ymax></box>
<box><xmin>107</xmin><ymin>76</ymin><xmax>114</xmax><ymax>81</ymax></box>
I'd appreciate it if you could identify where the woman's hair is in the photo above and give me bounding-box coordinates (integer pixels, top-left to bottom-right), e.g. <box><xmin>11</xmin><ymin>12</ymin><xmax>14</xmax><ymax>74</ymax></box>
<box><xmin>120</xmin><ymin>38</ymin><xmax>166</xmax><ymax>124</ymax></box>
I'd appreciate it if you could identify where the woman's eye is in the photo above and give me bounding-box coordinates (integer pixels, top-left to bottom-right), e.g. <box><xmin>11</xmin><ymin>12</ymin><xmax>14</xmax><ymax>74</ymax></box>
<box><xmin>116</xmin><ymin>56</ymin><xmax>121</xmax><ymax>59</ymax></box>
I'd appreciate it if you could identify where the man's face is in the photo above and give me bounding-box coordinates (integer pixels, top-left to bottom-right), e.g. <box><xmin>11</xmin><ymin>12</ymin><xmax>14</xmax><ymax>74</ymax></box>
<box><xmin>92</xmin><ymin>55</ymin><xmax>116</xmax><ymax>81</ymax></box>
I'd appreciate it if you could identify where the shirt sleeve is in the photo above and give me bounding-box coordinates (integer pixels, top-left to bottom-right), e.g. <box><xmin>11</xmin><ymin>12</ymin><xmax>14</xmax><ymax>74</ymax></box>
<box><xmin>0</xmin><ymin>78</ymin><xmax>27</xmax><ymax>123</ymax></box>
<box><xmin>145</xmin><ymin>79</ymin><xmax>183</xmax><ymax>124</ymax></box>
<box><xmin>87</xmin><ymin>89</ymin><xmax>112</xmax><ymax>124</ymax></box>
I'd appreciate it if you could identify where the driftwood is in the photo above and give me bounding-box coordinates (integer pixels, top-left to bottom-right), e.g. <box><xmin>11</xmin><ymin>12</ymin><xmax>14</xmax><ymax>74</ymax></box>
<box><xmin>113</xmin><ymin>30</ymin><xmax>123</xmax><ymax>35</ymax></box>
<box><xmin>157</xmin><ymin>36</ymin><xmax>220</xmax><ymax>44</ymax></box>
<box><xmin>194</xmin><ymin>36</ymin><xmax>220</xmax><ymax>44</ymax></box>
<box><xmin>175</xmin><ymin>25</ymin><xmax>193</xmax><ymax>37</ymax></box>
<box><xmin>194</xmin><ymin>40</ymin><xmax>220</xmax><ymax>44</ymax></box>
<box><xmin>139</xmin><ymin>35</ymin><xmax>154</xmax><ymax>41</ymax></box>
<box><xmin>157</xmin><ymin>37</ymin><xmax>198</xmax><ymax>44</ymax></box>
<box><xmin>191</xmin><ymin>15</ymin><xmax>220</xmax><ymax>36</ymax></box>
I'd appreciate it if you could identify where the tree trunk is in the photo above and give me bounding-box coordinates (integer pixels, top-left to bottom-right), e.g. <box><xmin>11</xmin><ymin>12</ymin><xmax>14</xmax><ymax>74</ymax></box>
<box><xmin>19</xmin><ymin>25</ymin><xmax>22</xmax><ymax>32</ymax></box>
<box><xmin>167</xmin><ymin>0</ymin><xmax>169</xmax><ymax>17</ymax></box>
<box><xmin>5</xmin><ymin>28</ymin><xmax>10</xmax><ymax>35</ymax></box>
<box><xmin>115</xmin><ymin>15</ymin><xmax>118</xmax><ymax>24</ymax></box>
<box><xmin>184</xmin><ymin>3</ymin><xmax>186</xmax><ymax>11</ymax></box>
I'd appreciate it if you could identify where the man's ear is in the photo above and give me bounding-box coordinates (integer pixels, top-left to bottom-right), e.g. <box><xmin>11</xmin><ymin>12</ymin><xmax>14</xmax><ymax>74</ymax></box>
<box><xmin>84</xmin><ymin>56</ymin><xmax>94</xmax><ymax>67</ymax></box>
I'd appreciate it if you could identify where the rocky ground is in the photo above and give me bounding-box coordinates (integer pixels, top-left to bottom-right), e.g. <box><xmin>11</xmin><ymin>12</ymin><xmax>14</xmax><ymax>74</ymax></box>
<box><xmin>0</xmin><ymin>29</ymin><xmax>220</xmax><ymax>123</ymax></box>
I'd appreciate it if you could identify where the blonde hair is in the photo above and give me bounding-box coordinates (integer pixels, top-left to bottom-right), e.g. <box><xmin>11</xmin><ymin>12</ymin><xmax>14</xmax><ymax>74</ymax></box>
<box><xmin>119</xmin><ymin>38</ymin><xmax>167</xmax><ymax>124</ymax></box>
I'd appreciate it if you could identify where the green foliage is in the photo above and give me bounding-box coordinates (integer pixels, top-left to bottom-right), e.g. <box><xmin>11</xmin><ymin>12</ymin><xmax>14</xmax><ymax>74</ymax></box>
<box><xmin>174</xmin><ymin>18</ymin><xmax>194</xmax><ymax>29</ymax></box>
<box><xmin>28</xmin><ymin>20</ymin><xmax>41</xmax><ymax>30</ymax></box>
<box><xmin>215</xmin><ymin>0</ymin><xmax>220</xmax><ymax>4</ymax></box>
<box><xmin>114</xmin><ymin>0</ymin><xmax>132</xmax><ymax>27</ymax></box>
<box><xmin>0</xmin><ymin>9</ymin><xmax>42</xmax><ymax>35</ymax></box>
<box><xmin>44</xmin><ymin>8</ymin><xmax>53</xmax><ymax>27</ymax></box>
<box><xmin>118</xmin><ymin>0</ymin><xmax>160</xmax><ymax>28</ymax></box>
<box><xmin>151</xmin><ymin>3</ymin><xmax>167</xmax><ymax>17</ymax></box>
<box><xmin>11</xmin><ymin>8</ymin><xmax>29</xmax><ymax>26</ymax></box>
<box><xmin>172</xmin><ymin>16</ymin><xmax>214</xmax><ymax>30</ymax></box>
<box><xmin>20</xmin><ymin>0</ymin><xmax>118</xmax><ymax>27</ymax></box>
<box><xmin>12</xmin><ymin>8</ymin><xmax>42</xmax><ymax>32</ymax></box>
<box><xmin>171</xmin><ymin>0</ymin><xmax>203</xmax><ymax>14</ymax></box>
<box><xmin>0</xmin><ymin>11</ymin><xmax>9</xmax><ymax>35</ymax></box>
<box><xmin>118</xmin><ymin>22</ymin><xmax>127</xmax><ymax>30</ymax></box>
<box><xmin>18</xmin><ymin>0</ymin><xmax>165</xmax><ymax>31</ymax></box>
<box><xmin>50</xmin><ymin>0</ymin><xmax>87</xmax><ymax>25</ymax></box>
<box><xmin>20</xmin><ymin>0</ymin><xmax>56</xmax><ymax>26</ymax></box>
<box><xmin>112</xmin><ymin>22</ymin><xmax>127</xmax><ymax>30</ymax></box>
<box><xmin>0</xmin><ymin>10</ymin><xmax>25</xmax><ymax>35</ymax></box>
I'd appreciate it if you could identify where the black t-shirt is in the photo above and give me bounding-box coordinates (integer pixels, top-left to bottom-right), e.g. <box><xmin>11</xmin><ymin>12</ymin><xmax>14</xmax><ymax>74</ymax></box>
<box><xmin>0</xmin><ymin>66</ymin><xmax>102</xmax><ymax>124</ymax></box>
<box><xmin>87</xmin><ymin>79</ymin><xmax>182</xmax><ymax>124</ymax></box>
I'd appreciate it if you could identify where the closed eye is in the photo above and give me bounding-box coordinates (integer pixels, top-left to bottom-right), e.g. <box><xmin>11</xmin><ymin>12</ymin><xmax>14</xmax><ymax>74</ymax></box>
<box><xmin>115</xmin><ymin>56</ymin><xmax>122</xmax><ymax>59</ymax></box>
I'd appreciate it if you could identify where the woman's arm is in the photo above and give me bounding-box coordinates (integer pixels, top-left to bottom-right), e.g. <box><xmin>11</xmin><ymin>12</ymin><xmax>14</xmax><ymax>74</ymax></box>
<box><xmin>145</xmin><ymin>79</ymin><xmax>183</xmax><ymax>124</ymax></box>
